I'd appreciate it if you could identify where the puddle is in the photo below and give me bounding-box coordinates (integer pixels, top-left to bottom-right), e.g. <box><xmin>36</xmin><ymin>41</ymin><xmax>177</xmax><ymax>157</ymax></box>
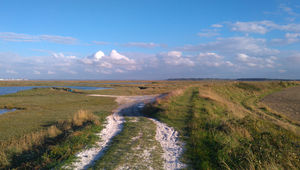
<box><xmin>0</xmin><ymin>109</ymin><xmax>16</xmax><ymax>115</ymax></box>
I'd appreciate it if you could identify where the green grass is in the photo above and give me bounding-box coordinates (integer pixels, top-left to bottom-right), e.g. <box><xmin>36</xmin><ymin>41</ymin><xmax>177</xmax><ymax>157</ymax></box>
<box><xmin>1</xmin><ymin>80</ymin><xmax>299</xmax><ymax>169</ymax></box>
<box><xmin>6</xmin><ymin>111</ymin><xmax>111</xmax><ymax>169</ymax></box>
<box><xmin>0</xmin><ymin>87</ymin><xmax>116</xmax><ymax>140</ymax></box>
<box><xmin>91</xmin><ymin>117</ymin><xmax>164</xmax><ymax>170</ymax></box>
<box><xmin>0</xmin><ymin>85</ymin><xmax>118</xmax><ymax>168</ymax></box>
<box><xmin>0</xmin><ymin>80</ymin><xmax>185</xmax><ymax>168</ymax></box>
<box><xmin>143</xmin><ymin>82</ymin><xmax>300</xmax><ymax>169</ymax></box>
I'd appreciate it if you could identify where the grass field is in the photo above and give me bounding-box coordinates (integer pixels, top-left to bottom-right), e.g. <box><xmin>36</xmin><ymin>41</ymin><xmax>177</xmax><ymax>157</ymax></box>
<box><xmin>1</xmin><ymin>80</ymin><xmax>299</xmax><ymax>169</ymax></box>
<box><xmin>143</xmin><ymin>81</ymin><xmax>300</xmax><ymax>169</ymax></box>
<box><xmin>0</xmin><ymin>88</ymin><xmax>116</xmax><ymax>140</ymax></box>
<box><xmin>0</xmin><ymin>82</ymin><xmax>120</xmax><ymax>168</ymax></box>
<box><xmin>0</xmin><ymin>80</ymin><xmax>180</xmax><ymax>168</ymax></box>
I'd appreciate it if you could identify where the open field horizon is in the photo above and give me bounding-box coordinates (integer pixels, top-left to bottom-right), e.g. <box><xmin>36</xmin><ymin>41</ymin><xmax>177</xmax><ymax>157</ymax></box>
<box><xmin>1</xmin><ymin>0</ymin><xmax>300</xmax><ymax>169</ymax></box>
<box><xmin>0</xmin><ymin>80</ymin><xmax>298</xmax><ymax>169</ymax></box>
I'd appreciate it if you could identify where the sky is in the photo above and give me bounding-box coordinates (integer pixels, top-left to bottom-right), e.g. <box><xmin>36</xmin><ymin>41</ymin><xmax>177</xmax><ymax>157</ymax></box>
<box><xmin>0</xmin><ymin>0</ymin><xmax>300</xmax><ymax>80</ymax></box>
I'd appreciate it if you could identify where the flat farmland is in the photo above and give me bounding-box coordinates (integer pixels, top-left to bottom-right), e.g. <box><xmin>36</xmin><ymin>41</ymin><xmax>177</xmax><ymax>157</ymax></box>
<box><xmin>262</xmin><ymin>86</ymin><xmax>300</xmax><ymax>122</ymax></box>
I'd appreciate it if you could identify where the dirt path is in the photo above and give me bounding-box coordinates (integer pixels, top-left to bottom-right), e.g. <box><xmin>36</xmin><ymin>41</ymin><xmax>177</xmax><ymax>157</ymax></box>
<box><xmin>68</xmin><ymin>94</ymin><xmax>185</xmax><ymax>170</ymax></box>
<box><xmin>70</xmin><ymin>108</ymin><xmax>124</xmax><ymax>170</ymax></box>
<box><xmin>150</xmin><ymin>118</ymin><xmax>186</xmax><ymax>170</ymax></box>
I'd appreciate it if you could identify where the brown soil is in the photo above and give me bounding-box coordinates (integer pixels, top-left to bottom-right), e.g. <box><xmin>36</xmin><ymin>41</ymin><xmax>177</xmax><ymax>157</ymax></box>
<box><xmin>261</xmin><ymin>86</ymin><xmax>300</xmax><ymax>122</ymax></box>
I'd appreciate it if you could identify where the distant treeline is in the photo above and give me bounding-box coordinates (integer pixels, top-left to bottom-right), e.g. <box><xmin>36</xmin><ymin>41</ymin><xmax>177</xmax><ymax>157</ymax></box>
<box><xmin>167</xmin><ymin>78</ymin><xmax>300</xmax><ymax>81</ymax></box>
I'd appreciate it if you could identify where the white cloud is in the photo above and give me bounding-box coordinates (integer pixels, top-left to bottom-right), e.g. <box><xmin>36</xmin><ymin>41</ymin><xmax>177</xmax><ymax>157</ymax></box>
<box><xmin>99</xmin><ymin>62</ymin><xmax>113</xmax><ymax>68</ymax></box>
<box><xmin>236</xmin><ymin>53</ymin><xmax>278</xmax><ymax>68</ymax></box>
<box><xmin>237</xmin><ymin>53</ymin><xmax>249</xmax><ymax>62</ymax></box>
<box><xmin>0</xmin><ymin>32</ymin><xmax>78</xmax><ymax>44</ymax></box>
<box><xmin>94</xmin><ymin>51</ymin><xmax>105</xmax><ymax>61</ymax></box>
<box><xmin>225</xmin><ymin>61</ymin><xmax>234</xmax><ymax>67</ymax></box>
<box><xmin>231</xmin><ymin>21</ymin><xmax>300</xmax><ymax>34</ymax></box>
<box><xmin>180</xmin><ymin>36</ymin><xmax>279</xmax><ymax>56</ymax></box>
<box><xmin>285</xmin><ymin>33</ymin><xmax>300</xmax><ymax>43</ymax></box>
<box><xmin>231</xmin><ymin>21</ymin><xmax>269</xmax><ymax>34</ymax></box>
<box><xmin>81</xmin><ymin>50</ymin><xmax>138</xmax><ymax>74</ymax></box>
<box><xmin>110</xmin><ymin>50</ymin><xmax>133</xmax><ymax>62</ymax></box>
<box><xmin>33</xmin><ymin>70</ymin><xmax>41</xmax><ymax>75</ymax></box>
<box><xmin>197</xmin><ymin>52</ymin><xmax>232</xmax><ymax>67</ymax></box>
<box><xmin>163</xmin><ymin>51</ymin><xmax>195</xmax><ymax>66</ymax></box>
<box><xmin>168</xmin><ymin>51</ymin><xmax>182</xmax><ymax>58</ymax></box>
<box><xmin>199</xmin><ymin>52</ymin><xmax>223</xmax><ymax>59</ymax></box>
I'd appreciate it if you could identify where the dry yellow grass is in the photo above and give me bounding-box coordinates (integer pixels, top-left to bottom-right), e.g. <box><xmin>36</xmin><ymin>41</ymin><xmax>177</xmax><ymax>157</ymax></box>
<box><xmin>0</xmin><ymin>110</ymin><xmax>100</xmax><ymax>168</ymax></box>
<box><xmin>72</xmin><ymin>110</ymin><xmax>99</xmax><ymax>126</ymax></box>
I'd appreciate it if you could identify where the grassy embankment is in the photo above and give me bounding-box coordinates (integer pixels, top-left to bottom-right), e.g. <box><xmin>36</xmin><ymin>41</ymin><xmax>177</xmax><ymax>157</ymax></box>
<box><xmin>0</xmin><ymin>87</ymin><xmax>116</xmax><ymax>169</ymax></box>
<box><xmin>143</xmin><ymin>81</ymin><xmax>300</xmax><ymax>169</ymax></box>
<box><xmin>0</xmin><ymin>80</ymin><xmax>182</xmax><ymax>168</ymax></box>
<box><xmin>92</xmin><ymin>117</ymin><xmax>164</xmax><ymax>170</ymax></box>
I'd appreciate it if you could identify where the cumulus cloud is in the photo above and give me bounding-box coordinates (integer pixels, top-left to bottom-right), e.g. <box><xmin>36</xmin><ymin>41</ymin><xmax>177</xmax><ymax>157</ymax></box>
<box><xmin>162</xmin><ymin>51</ymin><xmax>195</xmax><ymax>66</ymax></box>
<box><xmin>122</xmin><ymin>42</ymin><xmax>167</xmax><ymax>48</ymax></box>
<box><xmin>81</xmin><ymin>50</ymin><xmax>138</xmax><ymax>73</ymax></box>
<box><xmin>0</xmin><ymin>32</ymin><xmax>78</xmax><ymax>44</ymax></box>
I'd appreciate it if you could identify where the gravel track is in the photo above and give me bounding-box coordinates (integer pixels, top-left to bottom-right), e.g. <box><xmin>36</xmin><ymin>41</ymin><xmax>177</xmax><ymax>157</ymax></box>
<box><xmin>68</xmin><ymin>94</ymin><xmax>185</xmax><ymax>170</ymax></box>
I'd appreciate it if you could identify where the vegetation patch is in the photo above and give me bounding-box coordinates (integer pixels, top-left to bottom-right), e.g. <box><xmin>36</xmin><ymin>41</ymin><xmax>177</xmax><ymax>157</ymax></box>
<box><xmin>143</xmin><ymin>82</ymin><xmax>300</xmax><ymax>169</ymax></box>
<box><xmin>92</xmin><ymin>117</ymin><xmax>164</xmax><ymax>170</ymax></box>
<box><xmin>0</xmin><ymin>110</ymin><xmax>110</xmax><ymax>169</ymax></box>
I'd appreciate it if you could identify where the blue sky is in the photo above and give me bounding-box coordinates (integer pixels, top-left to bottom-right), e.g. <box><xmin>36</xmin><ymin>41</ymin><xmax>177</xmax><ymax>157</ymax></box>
<box><xmin>0</xmin><ymin>0</ymin><xmax>300</xmax><ymax>80</ymax></box>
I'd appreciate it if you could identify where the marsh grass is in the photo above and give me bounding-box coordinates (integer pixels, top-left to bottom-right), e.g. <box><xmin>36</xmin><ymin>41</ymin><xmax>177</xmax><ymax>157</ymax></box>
<box><xmin>143</xmin><ymin>82</ymin><xmax>300</xmax><ymax>169</ymax></box>
<box><xmin>0</xmin><ymin>110</ymin><xmax>110</xmax><ymax>169</ymax></box>
<box><xmin>0</xmin><ymin>86</ymin><xmax>117</xmax><ymax>168</ymax></box>
<box><xmin>0</xmin><ymin>87</ymin><xmax>116</xmax><ymax>140</ymax></box>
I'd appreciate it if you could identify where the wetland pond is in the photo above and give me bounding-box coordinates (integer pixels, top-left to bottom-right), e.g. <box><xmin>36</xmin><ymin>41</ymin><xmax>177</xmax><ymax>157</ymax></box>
<box><xmin>0</xmin><ymin>86</ymin><xmax>109</xmax><ymax>96</ymax></box>
<box><xmin>0</xmin><ymin>109</ymin><xmax>17</xmax><ymax>115</ymax></box>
